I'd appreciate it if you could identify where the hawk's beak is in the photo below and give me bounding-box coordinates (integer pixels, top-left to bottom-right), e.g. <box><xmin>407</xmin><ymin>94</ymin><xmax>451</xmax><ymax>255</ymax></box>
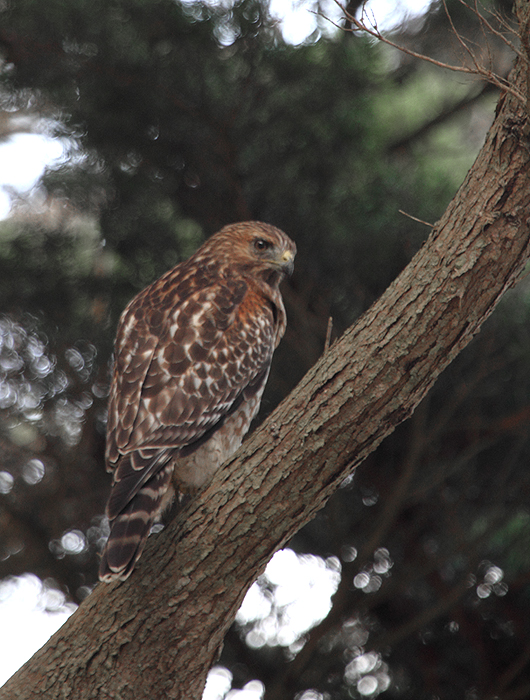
<box><xmin>279</xmin><ymin>249</ymin><xmax>295</xmax><ymax>276</ymax></box>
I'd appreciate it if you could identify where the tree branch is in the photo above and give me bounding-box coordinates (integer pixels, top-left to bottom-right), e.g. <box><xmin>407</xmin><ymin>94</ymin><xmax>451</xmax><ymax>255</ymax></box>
<box><xmin>388</xmin><ymin>82</ymin><xmax>498</xmax><ymax>154</ymax></box>
<box><xmin>2</xmin><ymin>7</ymin><xmax>530</xmax><ymax>700</ymax></box>
<box><xmin>327</xmin><ymin>0</ymin><xmax>526</xmax><ymax>104</ymax></box>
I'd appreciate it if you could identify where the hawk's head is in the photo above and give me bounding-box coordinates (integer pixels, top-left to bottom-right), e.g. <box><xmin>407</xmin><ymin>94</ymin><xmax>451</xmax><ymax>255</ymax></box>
<box><xmin>199</xmin><ymin>221</ymin><xmax>296</xmax><ymax>285</ymax></box>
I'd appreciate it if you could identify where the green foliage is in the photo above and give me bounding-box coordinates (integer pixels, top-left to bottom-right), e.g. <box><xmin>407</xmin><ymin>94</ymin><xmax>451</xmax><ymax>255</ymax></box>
<box><xmin>3</xmin><ymin>0</ymin><xmax>449</xmax><ymax>312</ymax></box>
<box><xmin>0</xmin><ymin>219</ymin><xmax>102</xmax><ymax>327</ymax></box>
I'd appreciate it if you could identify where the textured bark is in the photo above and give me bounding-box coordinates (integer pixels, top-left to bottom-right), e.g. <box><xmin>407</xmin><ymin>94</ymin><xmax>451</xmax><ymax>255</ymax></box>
<box><xmin>2</xmin><ymin>15</ymin><xmax>530</xmax><ymax>700</ymax></box>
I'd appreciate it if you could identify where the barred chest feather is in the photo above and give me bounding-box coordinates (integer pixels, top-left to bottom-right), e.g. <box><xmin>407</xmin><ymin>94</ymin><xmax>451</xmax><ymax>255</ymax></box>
<box><xmin>159</xmin><ymin>377</ymin><xmax>267</xmax><ymax>513</ymax></box>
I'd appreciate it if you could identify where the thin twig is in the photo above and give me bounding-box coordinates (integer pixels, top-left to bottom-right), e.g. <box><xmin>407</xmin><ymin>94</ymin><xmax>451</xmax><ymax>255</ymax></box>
<box><xmin>320</xmin><ymin>1</ymin><xmax>526</xmax><ymax>105</ymax></box>
<box><xmin>466</xmin><ymin>0</ymin><xmax>525</xmax><ymax>61</ymax></box>
<box><xmin>324</xmin><ymin>316</ymin><xmax>333</xmax><ymax>352</ymax></box>
<box><xmin>398</xmin><ymin>210</ymin><xmax>434</xmax><ymax>227</ymax></box>
<box><xmin>442</xmin><ymin>0</ymin><xmax>484</xmax><ymax>75</ymax></box>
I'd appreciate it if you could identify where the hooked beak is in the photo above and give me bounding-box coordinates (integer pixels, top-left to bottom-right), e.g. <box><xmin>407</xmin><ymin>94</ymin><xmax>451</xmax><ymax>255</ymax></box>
<box><xmin>279</xmin><ymin>249</ymin><xmax>295</xmax><ymax>276</ymax></box>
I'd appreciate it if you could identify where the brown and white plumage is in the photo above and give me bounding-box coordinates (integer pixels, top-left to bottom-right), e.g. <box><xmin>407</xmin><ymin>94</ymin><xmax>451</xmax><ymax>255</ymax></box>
<box><xmin>99</xmin><ymin>221</ymin><xmax>296</xmax><ymax>581</ymax></box>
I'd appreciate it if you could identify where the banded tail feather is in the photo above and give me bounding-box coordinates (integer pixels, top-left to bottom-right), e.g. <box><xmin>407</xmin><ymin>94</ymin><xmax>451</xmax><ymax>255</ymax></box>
<box><xmin>99</xmin><ymin>462</ymin><xmax>173</xmax><ymax>581</ymax></box>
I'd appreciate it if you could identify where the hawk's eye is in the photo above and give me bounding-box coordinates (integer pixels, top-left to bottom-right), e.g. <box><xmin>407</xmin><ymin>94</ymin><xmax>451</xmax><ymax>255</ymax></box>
<box><xmin>254</xmin><ymin>238</ymin><xmax>272</xmax><ymax>252</ymax></box>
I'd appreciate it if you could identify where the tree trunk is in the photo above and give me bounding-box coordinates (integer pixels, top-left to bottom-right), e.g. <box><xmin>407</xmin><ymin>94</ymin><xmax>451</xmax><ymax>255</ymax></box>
<box><xmin>2</xmin><ymin>10</ymin><xmax>530</xmax><ymax>700</ymax></box>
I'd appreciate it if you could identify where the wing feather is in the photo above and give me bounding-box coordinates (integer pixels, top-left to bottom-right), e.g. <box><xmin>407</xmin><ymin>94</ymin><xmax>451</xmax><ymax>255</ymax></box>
<box><xmin>105</xmin><ymin>271</ymin><xmax>276</xmax><ymax>516</ymax></box>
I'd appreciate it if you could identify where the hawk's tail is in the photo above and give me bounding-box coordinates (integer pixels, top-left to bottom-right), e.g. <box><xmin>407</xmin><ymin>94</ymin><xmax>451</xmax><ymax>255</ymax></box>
<box><xmin>99</xmin><ymin>464</ymin><xmax>173</xmax><ymax>582</ymax></box>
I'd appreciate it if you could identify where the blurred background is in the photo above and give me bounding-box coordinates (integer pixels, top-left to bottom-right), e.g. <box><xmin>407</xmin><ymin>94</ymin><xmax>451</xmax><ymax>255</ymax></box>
<box><xmin>0</xmin><ymin>0</ymin><xmax>528</xmax><ymax>697</ymax></box>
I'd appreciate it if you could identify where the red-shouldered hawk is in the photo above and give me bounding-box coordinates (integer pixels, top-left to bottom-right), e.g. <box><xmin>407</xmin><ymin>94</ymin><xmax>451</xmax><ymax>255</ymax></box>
<box><xmin>99</xmin><ymin>221</ymin><xmax>296</xmax><ymax>581</ymax></box>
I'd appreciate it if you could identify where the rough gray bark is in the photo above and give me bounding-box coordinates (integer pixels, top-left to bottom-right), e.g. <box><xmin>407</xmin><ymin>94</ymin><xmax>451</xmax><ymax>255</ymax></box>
<box><xmin>2</xmin><ymin>10</ymin><xmax>530</xmax><ymax>700</ymax></box>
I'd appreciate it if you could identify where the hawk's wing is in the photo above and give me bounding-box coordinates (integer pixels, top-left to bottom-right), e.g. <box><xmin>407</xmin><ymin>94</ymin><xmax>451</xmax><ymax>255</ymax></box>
<box><xmin>105</xmin><ymin>272</ymin><xmax>276</xmax><ymax>519</ymax></box>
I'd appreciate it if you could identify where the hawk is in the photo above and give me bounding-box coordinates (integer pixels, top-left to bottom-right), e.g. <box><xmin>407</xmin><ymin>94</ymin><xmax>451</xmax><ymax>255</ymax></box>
<box><xmin>99</xmin><ymin>221</ymin><xmax>296</xmax><ymax>581</ymax></box>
